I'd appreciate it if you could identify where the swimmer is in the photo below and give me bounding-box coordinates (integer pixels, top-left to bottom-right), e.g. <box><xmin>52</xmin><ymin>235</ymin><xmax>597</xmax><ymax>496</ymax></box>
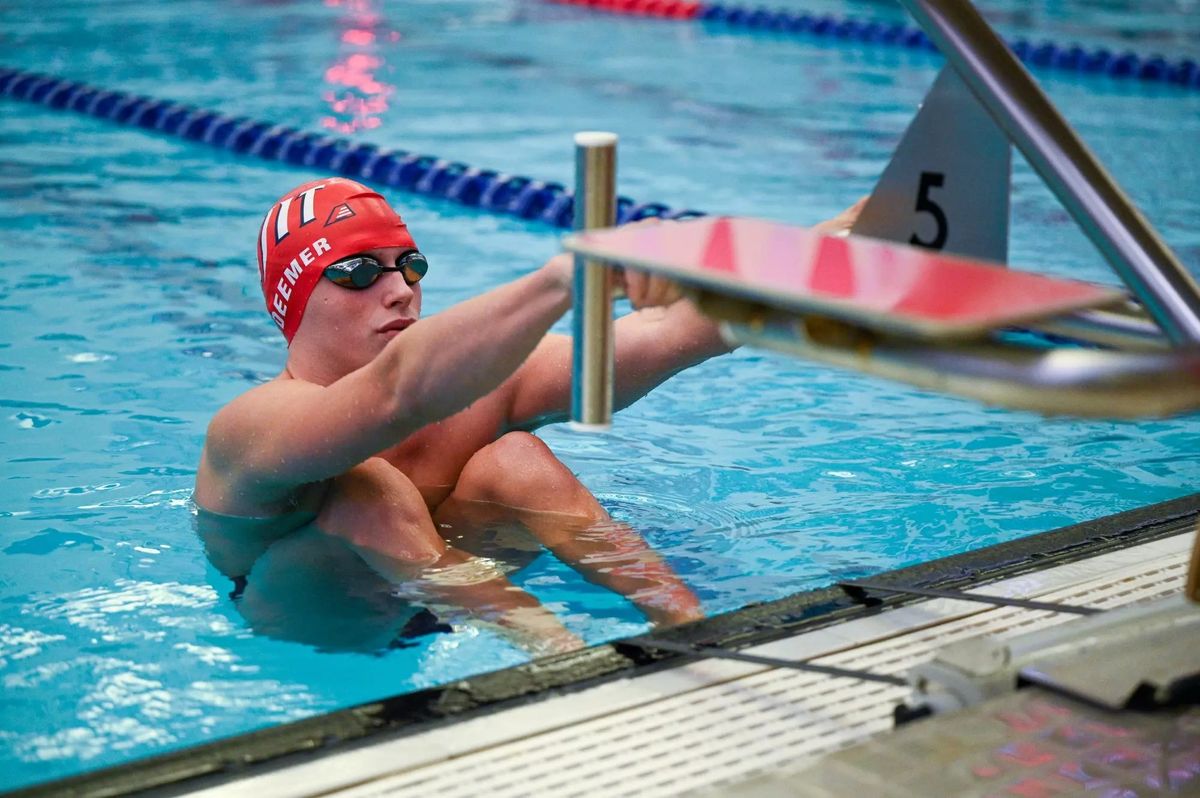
<box><xmin>194</xmin><ymin>177</ymin><xmax>862</xmax><ymax>653</ymax></box>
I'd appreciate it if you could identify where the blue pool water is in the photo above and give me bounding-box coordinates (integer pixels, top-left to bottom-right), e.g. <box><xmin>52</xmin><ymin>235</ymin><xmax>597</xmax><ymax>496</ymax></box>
<box><xmin>2</xmin><ymin>0</ymin><xmax>1199</xmax><ymax>790</ymax></box>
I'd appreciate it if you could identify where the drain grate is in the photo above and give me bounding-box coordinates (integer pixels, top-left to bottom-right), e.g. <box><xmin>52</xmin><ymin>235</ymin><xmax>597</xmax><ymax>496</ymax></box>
<box><xmin>329</xmin><ymin>546</ymin><xmax>1188</xmax><ymax>798</ymax></box>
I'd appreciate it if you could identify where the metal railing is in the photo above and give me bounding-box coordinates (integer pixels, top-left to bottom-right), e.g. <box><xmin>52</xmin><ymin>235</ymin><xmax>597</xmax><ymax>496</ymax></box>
<box><xmin>899</xmin><ymin>0</ymin><xmax>1200</xmax><ymax>345</ymax></box>
<box><xmin>570</xmin><ymin>132</ymin><xmax>619</xmax><ymax>429</ymax></box>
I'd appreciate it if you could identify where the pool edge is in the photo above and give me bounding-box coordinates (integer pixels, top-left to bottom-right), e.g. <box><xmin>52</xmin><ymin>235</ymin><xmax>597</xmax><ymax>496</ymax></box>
<box><xmin>8</xmin><ymin>492</ymin><xmax>1199</xmax><ymax>798</ymax></box>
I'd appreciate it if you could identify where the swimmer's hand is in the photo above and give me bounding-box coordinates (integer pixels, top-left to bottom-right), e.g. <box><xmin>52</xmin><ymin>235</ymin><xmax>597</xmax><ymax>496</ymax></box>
<box><xmin>541</xmin><ymin>252</ymin><xmax>575</xmax><ymax>294</ymax></box>
<box><xmin>618</xmin><ymin>197</ymin><xmax>867</xmax><ymax>308</ymax></box>
<box><xmin>810</xmin><ymin>195</ymin><xmax>868</xmax><ymax>238</ymax></box>
<box><xmin>622</xmin><ymin>267</ymin><xmax>685</xmax><ymax>310</ymax></box>
<box><xmin>617</xmin><ymin>217</ymin><xmax>687</xmax><ymax>310</ymax></box>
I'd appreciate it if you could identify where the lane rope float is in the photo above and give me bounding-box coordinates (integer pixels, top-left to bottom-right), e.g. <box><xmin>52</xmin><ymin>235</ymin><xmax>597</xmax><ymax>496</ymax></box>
<box><xmin>548</xmin><ymin>0</ymin><xmax>1200</xmax><ymax>91</ymax></box>
<box><xmin>0</xmin><ymin>66</ymin><xmax>706</xmax><ymax>230</ymax></box>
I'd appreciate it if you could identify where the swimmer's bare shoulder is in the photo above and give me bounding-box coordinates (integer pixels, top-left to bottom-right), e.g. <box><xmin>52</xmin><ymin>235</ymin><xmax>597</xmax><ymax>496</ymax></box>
<box><xmin>197</xmin><ymin>343</ymin><xmax>438</xmax><ymax>515</ymax></box>
<box><xmin>195</xmin><ymin>376</ymin><xmax>331</xmax><ymax>516</ymax></box>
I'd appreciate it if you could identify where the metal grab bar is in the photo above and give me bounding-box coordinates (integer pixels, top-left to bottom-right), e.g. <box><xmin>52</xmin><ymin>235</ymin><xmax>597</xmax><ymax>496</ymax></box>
<box><xmin>570</xmin><ymin>132</ymin><xmax>619</xmax><ymax>429</ymax></box>
<box><xmin>719</xmin><ymin>309</ymin><xmax>1200</xmax><ymax>418</ymax></box>
<box><xmin>1025</xmin><ymin>304</ymin><xmax>1168</xmax><ymax>352</ymax></box>
<box><xmin>899</xmin><ymin>0</ymin><xmax>1200</xmax><ymax>346</ymax></box>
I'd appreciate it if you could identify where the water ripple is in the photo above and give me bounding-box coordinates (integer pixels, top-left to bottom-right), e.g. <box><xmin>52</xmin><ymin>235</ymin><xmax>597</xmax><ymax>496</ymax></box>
<box><xmin>30</xmin><ymin>581</ymin><xmax>217</xmax><ymax>636</ymax></box>
<box><xmin>598</xmin><ymin>489</ymin><xmax>772</xmax><ymax>540</ymax></box>
<box><xmin>0</xmin><ymin>625</ymin><xmax>66</xmax><ymax>668</ymax></box>
<box><xmin>10</xmin><ymin>412</ymin><xmax>54</xmax><ymax>429</ymax></box>
<box><xmin>78</xmin><ymin>488</ymin><xmax>193</xmax><ymax>510</ymax></box>
<box><xmin>32</xmin><ymin>483</ymin><xmax>122</xmax><ymax>500</ymax></box>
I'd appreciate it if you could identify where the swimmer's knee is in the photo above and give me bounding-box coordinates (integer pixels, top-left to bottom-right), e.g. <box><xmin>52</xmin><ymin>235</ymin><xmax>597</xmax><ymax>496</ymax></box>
<box><xmin>467</xmin><ymin>432</ymin><xmax>565</xmax><ymax>482</ymax></box>
<box><xmin>480</xmin><ymin>431</ymin><xmax>556</xmax><ymax>466</ymax></box>
<box><xmin>318</xmin><ymin>458</ymin><xmax>444</xmax><ymax>564</ymax></box>
<box><xmin>455</xmin><ymin>432</ymin><xmax>589</xmax><ymax>507</ymax></box>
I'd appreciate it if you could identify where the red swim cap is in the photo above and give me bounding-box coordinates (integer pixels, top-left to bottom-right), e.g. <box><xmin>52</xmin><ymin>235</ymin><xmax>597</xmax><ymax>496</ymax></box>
<box><xmin>256</xmin><ymin>177</ymin><xmax>417</xmax><ymax>343</ymax></box>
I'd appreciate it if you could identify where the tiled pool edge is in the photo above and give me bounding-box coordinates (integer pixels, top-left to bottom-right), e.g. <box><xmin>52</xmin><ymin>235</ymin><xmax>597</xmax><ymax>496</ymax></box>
<box><xmin>7</xmin><ymin>492</ymin><xmax>1199</xmax><ymax>798</ymax></box>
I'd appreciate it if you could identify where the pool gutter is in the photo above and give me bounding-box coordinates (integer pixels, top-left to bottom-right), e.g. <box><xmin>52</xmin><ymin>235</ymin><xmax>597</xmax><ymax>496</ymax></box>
<box><xmin>8</xmin><ymin>492</ymin><xmax>1200</xmax><ymax>798</ymax></box>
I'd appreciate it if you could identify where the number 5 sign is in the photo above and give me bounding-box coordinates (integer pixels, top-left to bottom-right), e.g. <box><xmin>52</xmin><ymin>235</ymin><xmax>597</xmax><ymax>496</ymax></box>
<box><xmin>851</xmin><ymin>67</ymin><xmax>1012</xmax><ymax>266</ymax></box>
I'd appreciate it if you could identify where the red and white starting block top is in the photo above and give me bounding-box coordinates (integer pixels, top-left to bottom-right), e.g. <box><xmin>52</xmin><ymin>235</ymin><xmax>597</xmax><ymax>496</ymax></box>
<box><xmin>564</xmin><ymin>216</ymin><xmax>1125</xmax><ymax>340</ymax></box>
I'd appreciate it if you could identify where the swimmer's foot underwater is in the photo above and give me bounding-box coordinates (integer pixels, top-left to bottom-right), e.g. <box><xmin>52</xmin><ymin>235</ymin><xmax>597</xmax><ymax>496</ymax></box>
<box><xmin>436</xmin><ymin>496</ymin><xmax>706</xmax><ymax>628</ymax></box>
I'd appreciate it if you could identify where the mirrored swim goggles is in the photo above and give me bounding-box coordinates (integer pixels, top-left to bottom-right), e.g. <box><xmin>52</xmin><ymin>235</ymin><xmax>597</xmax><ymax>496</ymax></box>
<box><xmin>322</xmin><ymin>250</ymin><xmax>429</xmax><ymax>289</ymax></box>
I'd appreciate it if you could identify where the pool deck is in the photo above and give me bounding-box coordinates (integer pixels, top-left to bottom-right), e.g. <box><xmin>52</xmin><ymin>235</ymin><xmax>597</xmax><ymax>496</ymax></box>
<box><xmin>15</xmin><ymin>495</ymin><xmax>1198</xmax><ymax>798</ymax></box>
<box><xmin>164</xmin><ymin>502</ymin><xmax>1197</xmax><ymax>798</ymax></box>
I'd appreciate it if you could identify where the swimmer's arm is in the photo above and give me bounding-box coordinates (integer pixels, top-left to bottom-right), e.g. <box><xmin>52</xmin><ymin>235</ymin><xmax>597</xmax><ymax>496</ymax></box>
<box><xmin>504</xmin><ymin>298</ymin><xmax>733</xmax><ymax>431</ymax></box>
<box><xmin>502</xmin><ymin>200</ymin><xmax>866</xmax><ymax>432</ymax></box>
<box><xmin>201</xmin><ymin>256</ymin><xmax>573</xmax><ymax>505</ymax></box>
<box><xmin>809</xmin><ymin>196</ymin><xmax>868</xmax><ymax>237</ymax></box>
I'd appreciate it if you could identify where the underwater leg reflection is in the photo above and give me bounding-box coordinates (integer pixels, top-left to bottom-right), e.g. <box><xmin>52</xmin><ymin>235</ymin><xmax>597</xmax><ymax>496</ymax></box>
<box><xmin>236</xmin><ymin>526</ymin><xmax>450</xmax><ymax>654</ymax></box>
<box><xmin>198</xmin><ymin>478</ymin><xmax>582</xmax><ymax>656</ymax></box>
<box><xmin>229</xmin><ymin>523</ymin><xmax>584</xmax><ymax>657</ymax></box>
<box><xmin>438</xmin><ymin>431</ymin><xmax>705</xmax><ymax>628</ymax></box>
<box><xmin>201</xmin><ymin>433</ymin><xmax>703</xmax><ymax>655</ymax></box>
<box><xmin>219</xmin><ymin>503</ymin><xmax>703</xmax><ymax>657</ymax></box>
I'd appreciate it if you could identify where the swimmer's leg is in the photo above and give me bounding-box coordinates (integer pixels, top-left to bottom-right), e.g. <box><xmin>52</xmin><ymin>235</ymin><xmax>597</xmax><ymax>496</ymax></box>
<box><xmin>237</xmin><ymin>525</ymin><xmax>423</xmax><ymax>652</ymax></box>
<box><xmin>318</xmin><ymin>458</ymin><xmax>580</xmax><ymax>654</ymax></box>
<box><xmin>316</xmin><ymin>457</ymin><xmax>446</xmax><ymax>566</ymax></box>
<box><xmin>441</xmin><ymin>432</ymin><xmax>704</xmax><ymax>627</ymax></box>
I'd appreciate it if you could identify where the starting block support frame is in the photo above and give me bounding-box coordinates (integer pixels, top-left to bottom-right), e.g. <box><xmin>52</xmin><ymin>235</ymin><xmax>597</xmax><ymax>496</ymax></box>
<box><xmin>899</xmin><ymin>0</ymin><xmax>1200</xmax><ymax>345</ymax></box>
<box><xmin>563</xmin><ymin>0</ymin><xmax>1200</xmax><ymax>423</ymax></box>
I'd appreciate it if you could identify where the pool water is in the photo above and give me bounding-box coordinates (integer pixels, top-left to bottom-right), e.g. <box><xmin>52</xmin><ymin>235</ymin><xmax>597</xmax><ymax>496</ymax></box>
<box><xmin>1</xmin><ymin>0</ymin><xmax>1198</xmax><ymax>791</ymax></box>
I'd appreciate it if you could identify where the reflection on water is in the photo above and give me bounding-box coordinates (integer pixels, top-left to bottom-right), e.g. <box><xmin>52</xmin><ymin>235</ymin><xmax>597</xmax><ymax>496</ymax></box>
<box><xmin>321</xmin><ymin>0</ymin><xmax>398</xmax><ymax>133</ymax></box>
<box><xmin>196</xmin><ymin>498</ymin><xmax>706</xmax><ymax>657</ymax></box>
<box><xmin>235</xmin><ymin>527</ymin><xmax>450</xmax><ymax>654</ymax></box>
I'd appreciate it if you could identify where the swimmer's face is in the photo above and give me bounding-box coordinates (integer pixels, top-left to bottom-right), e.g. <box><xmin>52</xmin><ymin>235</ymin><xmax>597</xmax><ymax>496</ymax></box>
<box><xmin>295</xmin><ymin>245</ymin><xmax>424</xmax><ymax>370</ymax></box>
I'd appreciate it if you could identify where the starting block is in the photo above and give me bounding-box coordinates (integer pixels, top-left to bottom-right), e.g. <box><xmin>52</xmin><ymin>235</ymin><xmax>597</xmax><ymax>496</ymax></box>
<box><xmin>562</xmin><ymin>215</ymin><xmax>1200</xmax><ymax>418</ymax></box>
<box><xmin>563</xmin><ymin>60</ymin><xmax>1200</xmax><ymax>419</ymax></box>
<box><xmin>563</xmin><ymin>8</ymin><xmax>1200</xmax><ymax>783</ymax></box>
<box><xmin>565</xmin><ymin>216</ymin><xmax>1121</xmax><ymax>341</ymax></box>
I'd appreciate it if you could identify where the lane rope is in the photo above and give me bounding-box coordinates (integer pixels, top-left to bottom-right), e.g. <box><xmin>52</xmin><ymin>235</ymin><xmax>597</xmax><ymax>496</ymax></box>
<box><xmin>0</xmin><ymin>66</ymin><xmax>1141</xmax><ymax>350</ymax></box>
<box><xmin>0</xmin><ymin>66</ymin><xmax>706</xmax><ymax>230</ymax></box>
<box><xmin>548</xmin><ymin>0</ymin><xmax>1200</xmax><ymax>91</ymax></box>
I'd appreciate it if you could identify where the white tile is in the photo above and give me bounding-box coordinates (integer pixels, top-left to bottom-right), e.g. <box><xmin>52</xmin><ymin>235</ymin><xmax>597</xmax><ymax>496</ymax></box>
<box><xmin>181</xmin><ymin>532</ymin><xmax>1193</xmax><ymax>798</ymax></box>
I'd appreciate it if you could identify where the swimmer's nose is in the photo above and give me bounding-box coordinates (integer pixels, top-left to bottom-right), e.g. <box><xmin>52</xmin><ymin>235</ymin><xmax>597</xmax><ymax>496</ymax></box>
<box><xmin>380</xmin><ymin>268</ymin><xmax>416</xmax><ymax>307</ymax></box>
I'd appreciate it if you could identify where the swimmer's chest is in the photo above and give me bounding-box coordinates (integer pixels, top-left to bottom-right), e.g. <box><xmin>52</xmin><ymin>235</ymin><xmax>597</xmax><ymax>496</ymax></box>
<box><xmin>376</xmin><ymin>395</ymin><xmax>508</xmax><ymax>488</ymax></box>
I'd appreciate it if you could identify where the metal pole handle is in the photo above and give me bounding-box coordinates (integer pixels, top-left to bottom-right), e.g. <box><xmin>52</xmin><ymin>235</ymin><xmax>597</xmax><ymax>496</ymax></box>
<box><xmin>570</xmin><ymin>132</ymin><xmax>618</xmax><ymax>430</ymax></box>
